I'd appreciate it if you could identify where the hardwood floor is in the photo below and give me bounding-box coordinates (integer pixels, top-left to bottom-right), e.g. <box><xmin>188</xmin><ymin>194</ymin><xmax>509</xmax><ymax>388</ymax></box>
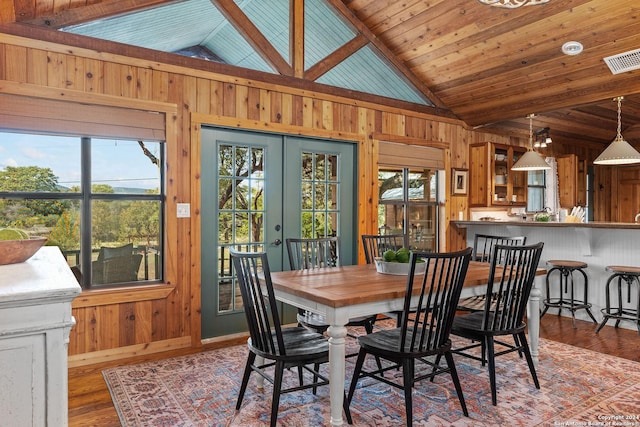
<box><xmin>68</xmin><ymin>315</ymin><xmax>639</xmax><ymax>426</ymax></box>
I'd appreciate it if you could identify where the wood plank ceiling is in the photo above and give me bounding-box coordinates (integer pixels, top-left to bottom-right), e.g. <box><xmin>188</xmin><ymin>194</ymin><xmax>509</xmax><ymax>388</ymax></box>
<box><xmin>3</xmin><ymin>0</ymin><xmax>640</xmax><ymax>151</ymax></box>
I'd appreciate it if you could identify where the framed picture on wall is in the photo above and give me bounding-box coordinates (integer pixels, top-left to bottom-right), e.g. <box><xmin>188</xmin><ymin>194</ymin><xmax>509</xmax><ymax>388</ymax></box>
<box><xmin>452</xmin><ymin>168</ymin><xmax>468</xmax><ymax>195</ymax></box>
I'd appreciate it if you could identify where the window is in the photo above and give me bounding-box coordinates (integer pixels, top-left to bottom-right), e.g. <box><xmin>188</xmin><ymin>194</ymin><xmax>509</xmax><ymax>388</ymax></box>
<box><xmin>0</xmin><ymin>132</ymin><xmax>164</xmax><ymax>288</ymax></box>
<box><xmin>377</xmin><ymin>168</ymin><xmax>439</xmax><ymax>252</ymax></box>
<box><xmin>527</xmin><ymin>170</ymin><xmax>545</xmax><ymax>212</ymax></box>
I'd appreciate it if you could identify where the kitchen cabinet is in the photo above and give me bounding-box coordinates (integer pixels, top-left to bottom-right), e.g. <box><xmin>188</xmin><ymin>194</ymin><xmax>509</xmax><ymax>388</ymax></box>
<box><xmin>469</xmin><ymin>142</ymin><xmax>528</xmax><ymax>207</ymax></box>
<box><xmin>0</xmin><ymin>247</ymin><xmax>81</xmax><ymax>426</ymax></box>
<box><xmin>557</xmin><ymin>154</ymin><xmax>586</xmax><ymax>208</ymax></box>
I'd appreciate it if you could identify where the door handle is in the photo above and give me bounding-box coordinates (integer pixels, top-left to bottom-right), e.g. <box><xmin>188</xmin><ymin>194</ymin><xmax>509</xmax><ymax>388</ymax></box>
<box><xmin>273</xmin><ymin>238</ymin><xmax>282</xmax><ymax>246</ymax></box>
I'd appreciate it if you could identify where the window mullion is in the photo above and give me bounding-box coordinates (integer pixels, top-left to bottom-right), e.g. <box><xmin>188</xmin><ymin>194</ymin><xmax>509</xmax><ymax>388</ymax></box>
<box><xmin>80</xmin><ymin>137</ymin><xmax>92</xmax><ymax>287</ymax></box>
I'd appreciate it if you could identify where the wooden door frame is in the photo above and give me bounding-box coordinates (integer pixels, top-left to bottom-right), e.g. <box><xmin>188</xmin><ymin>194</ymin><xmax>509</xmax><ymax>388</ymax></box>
<box><xmin>189</xmin><ymin>113</ymin><xmax>365</xmax><ymax>345</ymax></box>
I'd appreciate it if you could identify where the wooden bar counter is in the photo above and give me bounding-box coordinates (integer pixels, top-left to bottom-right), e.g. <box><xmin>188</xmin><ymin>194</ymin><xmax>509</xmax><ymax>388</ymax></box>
<box><xmin>453</xmin><ymin>220</ymin><xmax>640</xmax><ymax>330</ymax></box>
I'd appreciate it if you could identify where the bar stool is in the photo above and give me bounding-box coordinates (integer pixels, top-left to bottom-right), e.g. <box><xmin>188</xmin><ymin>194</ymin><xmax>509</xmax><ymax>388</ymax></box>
<box><xmin>542</xmin><ymin>260</ymin><xmax>597</xmax><ymax>327</ymax></box>
<box><xmin>595</xmin><ymin>265</ymin><xmax>640</xmax><ymax>335</ymax></box>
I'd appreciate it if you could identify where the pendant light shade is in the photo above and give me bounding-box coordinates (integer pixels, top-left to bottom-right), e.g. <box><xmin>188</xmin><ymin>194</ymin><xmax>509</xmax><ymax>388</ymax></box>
<box><xmin>511</xmin><ymin>150</ymin><xmax>551</xmax><ymax>170</ymax></box>
<box><xmin>512</xmin><ymin>114</ymin><xmax>551</xmax><ymax>171</ymax></box>
<box><xmin>594</xmin><ymin>97</ymin><xmax>640</xmax><ymax>165</ymax></box>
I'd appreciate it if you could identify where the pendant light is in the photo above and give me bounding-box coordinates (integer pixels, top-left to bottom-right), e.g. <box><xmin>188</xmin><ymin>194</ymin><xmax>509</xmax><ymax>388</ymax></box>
<box><xmin>511</xmin><ymin>114</ymin><xmax>551</xmax><ymax>171</ymax></box>
<box><xmin>593</xmin><ymin>96</ymin><xmax>640</xmax><ymax>165</ymax></box>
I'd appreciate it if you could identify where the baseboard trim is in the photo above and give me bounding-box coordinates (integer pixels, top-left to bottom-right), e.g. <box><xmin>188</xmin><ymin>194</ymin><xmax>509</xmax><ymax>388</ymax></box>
<box><xmin>68</xmin><ymin>336</ymin><xmax>191</xmax><ymax>368</ymax></box>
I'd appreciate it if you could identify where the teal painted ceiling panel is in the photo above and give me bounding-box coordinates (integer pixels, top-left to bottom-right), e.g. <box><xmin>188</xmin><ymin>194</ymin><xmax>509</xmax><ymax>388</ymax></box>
<box><xmin>62</xmin><ymin>0</ymin><xmax>432</xmax><ymax>106</ymax></box>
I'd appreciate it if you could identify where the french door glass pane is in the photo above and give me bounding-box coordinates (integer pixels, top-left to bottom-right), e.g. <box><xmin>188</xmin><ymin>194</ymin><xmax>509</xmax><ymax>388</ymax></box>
<box><xmin>217</xmin><ymin>143</ymin><xmax>265</xmax><ymax>313</ymax></box>
<box><xmin>300</xmin><ymin>151</ymin><xmax>339</xmax><ymax>238</ymax></box>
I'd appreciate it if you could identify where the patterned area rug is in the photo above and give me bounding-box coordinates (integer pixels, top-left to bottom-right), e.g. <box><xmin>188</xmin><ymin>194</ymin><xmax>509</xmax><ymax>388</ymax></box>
<box><xmin>104</xmin><ymin>328</ymin><xmax>640</xmax><ymax>426</ymax></box>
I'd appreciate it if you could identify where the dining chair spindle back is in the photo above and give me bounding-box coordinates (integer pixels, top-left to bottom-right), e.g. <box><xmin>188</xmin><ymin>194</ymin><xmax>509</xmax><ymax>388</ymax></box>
<box><xmin>230</xmin><ymin>249</ymin><xmax>352</xmax><ymax>427</ymax></box>
<box><xmin>472</xmin><ymin>234</ymin><xmax>526</xmax><ymax>263</ymax></box>
<box><xmin>450</xmin><ymin>242</ymin><xmax>544</xmax><ymax>406</ymax></box>
<box><xmin>361</xmin><ymin>234</ymin><xmax>404</xmax><ymax>264</ymax></box>
<box><xmin>458</xmin><ymin>234</ymin><xmax>527</xmax><ymax>311</ymax></box>
<box><xmin>286</xmin><ymin>236</ymin><xmax>339</xmax><ymax>270</ymax></box>
<box><xmin>285</xmin><ymin>237</ymin><xmax>378</xmax><ymax>335</ymax></box>
<box><xmin>361</xmin><ymin>233</ymin><xmax>406</xmax><ymax>326</ymax></box>
<box><xmin>347</xmin><ymin>248</ymin><xmax>473</xmax><ymax>427</ymax></box>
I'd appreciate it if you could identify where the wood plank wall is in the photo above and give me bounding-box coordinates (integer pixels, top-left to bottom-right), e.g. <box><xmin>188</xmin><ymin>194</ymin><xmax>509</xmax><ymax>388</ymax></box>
<box><xmin>0</xmin><ymin>31</ymin><xmax>535</xmax><ymax>365</ymax></box>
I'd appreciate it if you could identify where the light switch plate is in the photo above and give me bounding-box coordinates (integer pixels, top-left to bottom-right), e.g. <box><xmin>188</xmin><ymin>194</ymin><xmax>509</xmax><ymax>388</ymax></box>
<box><xmin>177</xmin><ymin>203</ymin><xmax>190</xmax><ymax>218</ymax></box>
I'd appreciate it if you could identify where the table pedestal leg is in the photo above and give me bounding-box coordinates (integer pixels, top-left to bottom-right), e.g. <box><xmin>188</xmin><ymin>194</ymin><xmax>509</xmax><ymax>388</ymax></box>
<box><xmin>327</xmin><ymin>325</ymin><xmax>347</xmax><ymax>427</ymax></box>
<box><xmin>528</xmin><ymin>276</ymin><xmax>542</xmax><ymax>367</ymax></box>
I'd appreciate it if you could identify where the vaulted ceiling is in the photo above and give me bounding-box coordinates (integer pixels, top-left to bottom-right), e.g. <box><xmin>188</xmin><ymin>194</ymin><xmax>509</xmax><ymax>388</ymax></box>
<box><xmin>2</xmin><ymin>0</ymin><xmax>640</xmax><ymax>151</ymax></box>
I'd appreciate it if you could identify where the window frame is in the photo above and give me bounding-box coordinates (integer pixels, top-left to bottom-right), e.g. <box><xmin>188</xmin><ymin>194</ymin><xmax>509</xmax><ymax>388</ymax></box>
<box><xmin>527</xmin><ymin>170</ymin><xmax>546</xmax><ymax>212</ymax></box>
<box><xmin>0</xmin><ymin>88</ymin><xmax>174</xmax><ymax>292</ymax></box>
<box><xmin>377</xmin><ymin>167</ymin><xmax>440</xmax><ymax>251</ymax></box>
<box><xmin>0</xmin><ymin>133</ymin><xmax>166</xmax><ymax>289</ymax></box>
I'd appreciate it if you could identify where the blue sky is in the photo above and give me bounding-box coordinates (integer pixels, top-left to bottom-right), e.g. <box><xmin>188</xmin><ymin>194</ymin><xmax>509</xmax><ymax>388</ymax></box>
<box><xmin>0</xmin><ymin>132</ymin><xmax>161</xmax><ymax>190</ymax></box>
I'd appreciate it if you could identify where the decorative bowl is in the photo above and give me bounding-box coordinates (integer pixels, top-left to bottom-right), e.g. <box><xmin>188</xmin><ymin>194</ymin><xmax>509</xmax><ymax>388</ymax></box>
<box><xmin>374</xmin><ymin>257</ymin><xmax>427</xmax><ymax>275</ymax></box>
<box><xmin>0</xmin><ymin>237</ymin><xmax>47</xmax><ymax>265</ymax></box>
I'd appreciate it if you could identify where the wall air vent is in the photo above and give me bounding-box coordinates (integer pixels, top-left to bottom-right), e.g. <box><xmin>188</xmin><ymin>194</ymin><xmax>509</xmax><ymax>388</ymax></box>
<box><xmin>604</xmin><ymin>48</ymin><xmax>640</xmax><ymax>74</ymax></box>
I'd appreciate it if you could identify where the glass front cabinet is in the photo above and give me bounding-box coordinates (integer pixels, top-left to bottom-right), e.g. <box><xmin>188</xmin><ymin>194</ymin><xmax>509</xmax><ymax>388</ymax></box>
<box><xmin>469</xmin><ymin>142</ymin><xmax>527</xmax><ymax>207</ymax></box>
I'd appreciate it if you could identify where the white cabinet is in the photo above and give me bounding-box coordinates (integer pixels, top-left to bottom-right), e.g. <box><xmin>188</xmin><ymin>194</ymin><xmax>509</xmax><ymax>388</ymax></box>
<box><xmin>0</xmin><ymin>247</ymin><xmax>81</xmax><ymax>426</ymax></box>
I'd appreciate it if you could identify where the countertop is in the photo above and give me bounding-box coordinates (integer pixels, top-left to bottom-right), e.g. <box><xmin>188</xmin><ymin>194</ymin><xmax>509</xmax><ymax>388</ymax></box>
<box><xmin>452</xmin><ymin>220</ymin><xmax>640</xmax><ymax>230</ymax></box>
<box><xmin>0</xmin><ymin>246</ymin><xmax>81</xmax><ymax>308</ymax></box>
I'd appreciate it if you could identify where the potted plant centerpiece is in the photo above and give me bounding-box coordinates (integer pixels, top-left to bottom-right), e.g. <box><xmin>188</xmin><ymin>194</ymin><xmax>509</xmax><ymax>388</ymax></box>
<box><xmin>374</xmin><ymin>247</ymin><xmax>426</xmax><ymax>275</ymax></box>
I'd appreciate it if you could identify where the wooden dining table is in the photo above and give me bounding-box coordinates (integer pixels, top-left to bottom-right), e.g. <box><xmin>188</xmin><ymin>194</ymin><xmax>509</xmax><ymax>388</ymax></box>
<box><xmin>268</xmin><ymin>261</ymin><xmax>546</xmax><ymax>427</ymax></box>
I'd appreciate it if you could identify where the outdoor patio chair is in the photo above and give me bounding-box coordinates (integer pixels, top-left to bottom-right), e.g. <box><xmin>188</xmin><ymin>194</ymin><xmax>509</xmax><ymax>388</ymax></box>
<box><xmin>92</xmin><ymin>243</ymin><xmax>142</xmax><ymax>285</ymax></box>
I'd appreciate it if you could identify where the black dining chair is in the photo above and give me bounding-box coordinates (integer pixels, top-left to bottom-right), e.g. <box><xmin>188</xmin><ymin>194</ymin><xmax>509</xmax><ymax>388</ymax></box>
<box><xmin>347</xmin><ymin>248</ymin><xmax>473</xmax><ymax>427</ymax></box>
<box><xmin>457</xmin><ymin>234</ymin><xmax>527</xmax><ymax>312</ymax></box>
<box><xmin>361</xmin><ymin>233</ymin><xmax>404</xmax><ymax>264</ymax></box>
<box><xmin>286</xmin><ymin>237</ymin><xmax>379</xmax><ymax>335</ymax></box>
<box><xmin>286</xmin><ymin>237</ymin><xmax>383</xmax><ymax>372</ymax></box>
<box><xmin>449</xmin><ymin>242</ymin><xmax>544</xmax><ymax>406</ymax></box>
<box><xmin>472</xmin><ymin>234</ymin><xmax>527</xmax><ymax>263</ymax></box>
<box><xmin>361</xmin><ymin>233</ymin><xmax>406</xmax><ymax>326</ymax></box>
<box><xmin>230</xmin><ymin>248</ymin><xmax>352</xmax><ymax>427</ymax></box>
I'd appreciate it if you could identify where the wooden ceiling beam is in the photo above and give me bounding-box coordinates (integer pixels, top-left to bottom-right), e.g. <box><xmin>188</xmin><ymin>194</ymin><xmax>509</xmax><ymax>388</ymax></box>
<box><xmin>0</xmin><ymin>22</ymin><xmax>453</xmax><ymax>120</ymax></box>
<box><xmin>290</xmin><ymin>0</ymin><xmax>304</xmax><ymax>78</ymax></box>
<box><xmin>456</xmin><ymin>72</ymin><xmax>640</xmax><ymax>126</ymax></box>
<box><xmin>213</xmin><ymin>0</ymin><xmax>293</xmax><ymax>77</ymax></box>
<box><xmin>304</xmin><ymin>34</ymin><xmax>367</xmax><ymax>82</ymax></box>
<box><xmin>21</xmin><ymin>0</ymin><xmax>175</xmax><ymax>28</ymax></box>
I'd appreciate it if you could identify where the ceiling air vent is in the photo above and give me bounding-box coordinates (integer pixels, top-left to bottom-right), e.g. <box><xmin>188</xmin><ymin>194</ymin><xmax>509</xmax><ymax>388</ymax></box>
<box><xmin>604</xmin><ymin>48</ymin><xmax>640</xmax><ymax>74</ymax></box>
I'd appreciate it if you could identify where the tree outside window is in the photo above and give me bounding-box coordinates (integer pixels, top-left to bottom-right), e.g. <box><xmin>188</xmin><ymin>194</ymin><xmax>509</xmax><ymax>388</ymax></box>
<box><xmin>0</xmin><ymin>133</ymin><xmax>164</xmax><ymax>288</ymax></box>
